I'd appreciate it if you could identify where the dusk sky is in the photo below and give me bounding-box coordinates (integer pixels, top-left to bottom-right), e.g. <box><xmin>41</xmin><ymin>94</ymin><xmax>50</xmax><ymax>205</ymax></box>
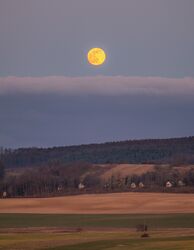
<box><xmin>0</xmin><ymin>0</ymin><xmax>194</xmax><ymax>148</ymax></box>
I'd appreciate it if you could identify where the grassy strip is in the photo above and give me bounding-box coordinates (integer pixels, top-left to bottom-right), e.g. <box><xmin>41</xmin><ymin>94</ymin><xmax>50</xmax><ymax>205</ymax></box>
<box><xmin>46</xmin><ymin>236</ymin><xmax>194</xmax><ymax>250</ymax></box>
<box><xmin>1</xmin><ymin>213</ymin><xmax>194</xmax><ymax>229</ymax></box>
<box><xmin>0</xmin><ymin>230</ymin><xmax>194</xmax><ymax>250</ymax></box>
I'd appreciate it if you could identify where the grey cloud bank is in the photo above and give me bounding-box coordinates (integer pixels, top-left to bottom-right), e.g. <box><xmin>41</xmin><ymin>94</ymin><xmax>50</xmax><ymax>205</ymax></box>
<box><xmin>1</xmin><ymin>0</ymin><xmax>194</xmax><ymax>147</ymax></box>
<box><xmin>0</xmin><ymin>76</ymin><xmax>194</xmax><ymax>148</ymax></box>
<box><xmin>0</xmin><ymin>76</ymin><xmax>194</xmax><ymax>96</ymax></box>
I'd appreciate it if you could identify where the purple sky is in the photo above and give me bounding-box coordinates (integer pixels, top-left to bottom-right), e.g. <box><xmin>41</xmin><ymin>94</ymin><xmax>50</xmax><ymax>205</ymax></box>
<box><xmin>0</xmin><ymin>0</ymin><xmax>194</xmax><ymax>147</ymax></box>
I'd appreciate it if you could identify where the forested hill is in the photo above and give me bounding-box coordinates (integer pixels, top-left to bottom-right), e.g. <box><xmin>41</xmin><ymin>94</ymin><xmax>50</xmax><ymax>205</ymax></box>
<box><xmin>1</xmin><ymin>136</ymin><xmax>194</xmax><ymax>168</ymax></box>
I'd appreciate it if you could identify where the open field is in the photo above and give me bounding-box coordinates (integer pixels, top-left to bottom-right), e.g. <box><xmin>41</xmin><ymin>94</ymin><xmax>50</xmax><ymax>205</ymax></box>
<box><xmin>0</xmin><ymin>228</ymin><xmax>194</xmax><ymax>250</ymax></box>
<box><xmin>1</xmin><ymin>213</ymin><xmax>194</xmax><ymax>229</ymax></box>
<box><xmin>1</xmin><ymin>192</ymin><xmax>194</xmax><ymax>214</ymax></box>
<box><xmin>1</xmin><ymin>213</ymin><xmax>194</xmax><ymax>249</ymax></box>
<box><xmin>46</xmin><ymin>235</ymin><xmax>194</xmax><ymax>250</ymax></box>
<box><xmin>1</xmin><ymin>213</ymin><xmax>194</xmax><ymax>250</ymax></box>
<box><xmin>99</xmin><ymin>164</ymin><xmax>155</xmax><ymax>179</ymax></box>
<box><xmin>8</xmin><ymin>163</ymin><xmax>194</xmax><ymax>181</ymax></box>
<box><xmin>1</xmin><ymin>193</ymin><xmax>194</xmax><ymax>249</ymax></box>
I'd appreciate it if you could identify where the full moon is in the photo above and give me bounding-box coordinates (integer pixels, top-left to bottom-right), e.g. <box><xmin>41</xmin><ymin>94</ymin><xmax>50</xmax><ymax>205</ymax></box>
<box><xmin>87</xmin><ymin>48</ymin><xmax>106</xmax><ymax>66</ymax></box>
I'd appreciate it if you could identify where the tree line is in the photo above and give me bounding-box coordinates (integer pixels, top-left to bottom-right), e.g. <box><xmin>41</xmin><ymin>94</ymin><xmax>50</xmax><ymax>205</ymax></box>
<box><xmin>1</xmin><ymin>136</ymin><xmax>194</xmax><ymax>169</ymax></box>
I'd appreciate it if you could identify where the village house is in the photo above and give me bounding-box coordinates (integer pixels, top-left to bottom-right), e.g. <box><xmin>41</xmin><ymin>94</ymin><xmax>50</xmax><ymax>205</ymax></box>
<box><xmin>130</xmin><ymin>182</ymin><xmax>136</xmax><ymax>189</ymax></box>
<box><xmin>57</xmin><ymin>185</ymin><xmax>63</xmax><ymax>192</ymax></box>
<box><xmin>139</xmin><ymin>182</ymin><xmax>144</xmax><ymax>188</ymax></box>
<box><xmin>78</xmin><ymin>183</ymin><xmax>85</xmax><ymax>190</ymax></box>
<box><xmin>2</xmin><ymin>191</ymin><xmax>7</xmax><ymax>198</ymax></box>
<box><xmin>177</xmin><ymin>180</ymin><xmax>185</xmax><ymax>187</ymax></box>
<box><xmin>166</xmin><ymin>181</ymin><xmax>173</xmax><ymax>188</ymax></box>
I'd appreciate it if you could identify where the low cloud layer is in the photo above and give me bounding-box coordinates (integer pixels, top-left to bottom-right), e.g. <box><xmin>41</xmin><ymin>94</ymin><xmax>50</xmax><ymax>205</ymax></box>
<box><xmin>0</xmin><ymin>76</ymin><xmax>194</xmax><ymax>96</ymax></box>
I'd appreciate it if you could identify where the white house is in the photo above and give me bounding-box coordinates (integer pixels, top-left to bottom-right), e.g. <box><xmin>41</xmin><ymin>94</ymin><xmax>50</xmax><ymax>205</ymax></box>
<box><xmin>166</xmin><ymin>181</ymin><xmax>173</xmax><ymax>188</ymax></box>
<box><xmin>2</xmin><ymin>191</ymin><xmax>7</xmax><ymax>198</ymax></box>
<box><xmin>177</xmin><ymin>180</ymin><xmax>185</xmax><ymax>187</ymax></box>
<box><xmin>139</xmin><ymin>182</ymin><xmax>144</xmax><ymax>188</ymax></box>
<box><xmin>57</xmin><ymin>185</ymin><xmax>63</xmax><ymax>192</ymax></box>
<box><xmin>78</xmin><ymin>183</ymin><xmax>85</xmax><ymax>190</ymax></box>
<box><xmin>130</xmin><ymin>182</ymin><xmax>136</xmax><ymax>189</ymax></box>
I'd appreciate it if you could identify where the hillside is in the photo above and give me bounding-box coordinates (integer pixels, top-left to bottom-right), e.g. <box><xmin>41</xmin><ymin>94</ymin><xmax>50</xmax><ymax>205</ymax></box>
<box><xmin>1</xmin><ymin>136</ymin><xmax>194</xmax><ymax>168</ymax></box>
<box><xmin>1</xmin><ymin>136</ymin><xmax>194</xmax><ymax>197</ymax></box>
<box><xmin>1</xmin><ymin>163</ymin><xmax>194</xmax><ymax>198</ymax></box>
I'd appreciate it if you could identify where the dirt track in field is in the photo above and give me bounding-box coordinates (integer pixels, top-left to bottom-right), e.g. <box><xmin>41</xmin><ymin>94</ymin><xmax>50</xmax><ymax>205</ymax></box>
<box><xmin>1</xmin><ymin>192</ymin><xmax>194</xmax><ymax>214</ymax></box>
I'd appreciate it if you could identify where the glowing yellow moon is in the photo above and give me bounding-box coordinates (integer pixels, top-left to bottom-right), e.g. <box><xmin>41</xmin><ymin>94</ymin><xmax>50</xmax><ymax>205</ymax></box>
<box><xmin>87</xmin><ymin>48</ymin><xmax>106</xmax><ymax>66</ymax></box>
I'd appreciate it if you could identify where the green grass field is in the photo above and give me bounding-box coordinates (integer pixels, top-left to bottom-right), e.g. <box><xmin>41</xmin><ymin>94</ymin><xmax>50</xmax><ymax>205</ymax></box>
<box><xmin>48</xmin><ymin>236</ymin><xmax>194</xmax><ymax>250</ymax></box>
<box><xmin>1</xmin><ymin>214</ymin><xmax>194</xmax><ymax>249</ymax></box>
<box><xmin>1</xmin><ymin>213</ymin><xmax>194</xmax><ymax>229</ymax></box>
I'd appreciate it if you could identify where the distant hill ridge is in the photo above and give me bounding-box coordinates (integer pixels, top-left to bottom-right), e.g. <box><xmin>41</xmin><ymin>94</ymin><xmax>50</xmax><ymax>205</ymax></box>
<box><xmin>1</xmin><ymin>136</ymin><xmax>194</xmax><ymax>168</ymax></box>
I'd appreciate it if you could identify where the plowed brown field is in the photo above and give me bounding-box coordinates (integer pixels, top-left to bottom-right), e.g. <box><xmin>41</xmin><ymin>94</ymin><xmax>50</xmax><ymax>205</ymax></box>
<box><xmin>1</xmin><ymin>192</ymin><xmax>194</xmax><ymax>214</ymax></box>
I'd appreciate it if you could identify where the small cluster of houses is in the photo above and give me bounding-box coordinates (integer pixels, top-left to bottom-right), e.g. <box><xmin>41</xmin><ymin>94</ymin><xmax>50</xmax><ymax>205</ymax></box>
<box><xmin>130</xmin><ymin>182</ymin><xmax>144</xmax><ymax>189</ymax></box>
<box><xmin>165</xmin><ymin>180</ymin><xmax>185</xmax><ymax>188</ymax></box>
<box><xmin>56</xmin><ymin>180</ymin><xmax>185</xmax><ymax>192</ymax></box>
<box><xmin>57</xmin><ymin>183</ymin><xmax>85</xmax><ymax>192</ymax></box>
<box><xmin>102</xmin><ymin>180</ymin><xmax>187</xmax><ymax>190</ymax></box>
<box><xmin>130</xmin><ymin>180</ymin><xmax>186</xmax><ymax>189</ymax></box>
<box><xmin>0</xmin><ymin>180</ymin><xmax>187</xmax><ymax>198</ymax></box>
